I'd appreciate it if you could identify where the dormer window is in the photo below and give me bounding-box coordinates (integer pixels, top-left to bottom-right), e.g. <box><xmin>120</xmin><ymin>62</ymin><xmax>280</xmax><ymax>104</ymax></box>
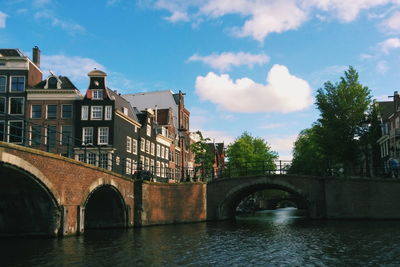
<box><xmin>48</xmin><ymin>77</ymin><xmax>58</xmax><ymax>89</ymax></box>
<box><xmin>93</xmin><ymin>90</ymin><xmax>103</xmax><ymax>100</ymax></box>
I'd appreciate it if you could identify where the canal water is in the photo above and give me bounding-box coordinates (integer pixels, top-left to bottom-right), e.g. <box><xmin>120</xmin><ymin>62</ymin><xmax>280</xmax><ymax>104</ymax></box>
<box><xmin>2</xmin><ymin>208</ymin><xmax>400</xmax><ymax>266</ymax></box>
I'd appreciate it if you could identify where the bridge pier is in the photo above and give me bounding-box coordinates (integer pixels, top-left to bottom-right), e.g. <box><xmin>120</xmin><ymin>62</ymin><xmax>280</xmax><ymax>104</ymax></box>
<box><xmin>61</xmin><ymin>205</ymin><xmax>81</xmax><ymax>236</ymax></box>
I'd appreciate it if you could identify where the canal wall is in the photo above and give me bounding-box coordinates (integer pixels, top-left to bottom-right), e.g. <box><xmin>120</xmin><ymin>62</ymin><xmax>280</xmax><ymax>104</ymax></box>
<box><xmin>134</xmin><ymin>180</ymin><xmax>207</xmax><ymax>226</ymax></box>
<box><xmin>324</xmin><ymin>178</ymin><xmax>400</xmax><ymax>219</ymax></box>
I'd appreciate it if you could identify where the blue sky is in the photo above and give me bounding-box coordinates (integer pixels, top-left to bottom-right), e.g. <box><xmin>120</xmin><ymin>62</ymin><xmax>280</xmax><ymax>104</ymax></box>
<box><xmin>1</xmin><ymin>0</ymin><xmax>400</xmax><ymax>159</ymax></box>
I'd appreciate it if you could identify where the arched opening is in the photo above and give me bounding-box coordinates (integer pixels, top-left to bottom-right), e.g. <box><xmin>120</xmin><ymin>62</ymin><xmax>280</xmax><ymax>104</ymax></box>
<box><xmin>84</xmin><ymin>185</ymin><xmax>126</xmax><ymax>229</ymax></box>
<box><xmin>220</xmin><ymin>183</ymin><xmax>309</xmax><ymax>220</ymax></box>
<box><xmin>0</xmin><ymin>163</ymin><xmax>61</xmax><ymax>237</ymax></box>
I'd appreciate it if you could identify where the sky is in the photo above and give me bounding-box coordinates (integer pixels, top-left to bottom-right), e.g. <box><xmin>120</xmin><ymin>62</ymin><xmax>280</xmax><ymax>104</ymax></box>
<box><xmin>1</xmin><ymin>0</ymin><xmax>400</xmax><ymax>159</ymax></box>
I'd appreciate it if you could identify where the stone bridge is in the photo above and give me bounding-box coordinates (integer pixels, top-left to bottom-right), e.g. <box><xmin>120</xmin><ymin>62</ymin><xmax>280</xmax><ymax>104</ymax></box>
<box><xmin>2</xmin><ymin>142</ymin><xmax>400</xmax><ymax>237</ymax></box>
<box><xmin>207</xmin><ymin>175</ymin><xmax>400</xmax><ymax>220</ymax></box>
<box><xmin>0</xmin><ymin>142</ymin><xmax>206</xmax><ymax>237</ymax></box>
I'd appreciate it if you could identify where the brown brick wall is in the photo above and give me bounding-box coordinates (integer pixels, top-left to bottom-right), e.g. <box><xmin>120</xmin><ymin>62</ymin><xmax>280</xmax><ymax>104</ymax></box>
<box><xmin>135</xmin><ymin>181</ymin><xmax>206</xmax><ymax>226</ymax></box>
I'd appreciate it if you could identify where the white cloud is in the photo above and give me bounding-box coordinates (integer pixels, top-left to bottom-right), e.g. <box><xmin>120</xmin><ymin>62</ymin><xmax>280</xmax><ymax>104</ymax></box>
<box><xmin>33</xmin><ymin>0</ymin><xmax>51</xmax><ymax>7</ymax></box>
<box><xmin>0</xmin><ymin>12</ymin><xmax>7</xmax><ymax>29</ymax></box>
<box><xmin>266</xmin><ymin>134</ymin><xmax>297</xmax><ymax>160</ymax></box>
<box><xmin>147</xmin><ymin>0</ymin><xmax>400</xmax><ymax>42</ymax></box>
<box><xmin>197</xmin><ymin>129</ymin><xmax>235</xmax><ymax>145</ymax></box>
<box><xmin>381</xmin><ymin>10</ymin><xmax>400</xmax><ymax>33</ymax></box>
<box><xmin>260</xmin><ymin>123</ymin><xmax>288</xmax><ymax>129</ymax></box>
<box><xmin>188</xmin><ymin>52</ymin><xmax>269</xmax><ymax>71</ymax></box>
<box><xmin>376</xmin><ymin>60</ymin><xmax>389</xmax><ymax>73</ymax></box>
<box><xmin>41</xmin><ymin>54</ymin><xmax>105</xmax><ymax>81</ymax></box>
<box><xmin>34</xmin><ymin>11</ymin><xmax>85</xmax><ymax>35</ymax></box>
<box><xmin>379</xmin><ymin>37</ymin><xmax>400</xmax><ymax>53</ymax></box>
<box><xmin>195</xmin><ymin>64</ymin><xmax>313</xmax><ymax>113</ymax></box>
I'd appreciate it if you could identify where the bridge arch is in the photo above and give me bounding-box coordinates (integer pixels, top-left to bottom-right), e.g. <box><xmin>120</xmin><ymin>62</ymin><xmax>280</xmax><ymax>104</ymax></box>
<box><xmin>0</xmin><ymin>156</ymin><xmax>62</xmax><ymax>236</ymax></box>
<box><xmin>216</xmin><ymin>178</ymin><xmax>310</xmax><ymax>219</ymax></box>
<box><xmin>83</xmin><ymin>180</ymin><xmax>127</xmax><ymax>230</ymax></box>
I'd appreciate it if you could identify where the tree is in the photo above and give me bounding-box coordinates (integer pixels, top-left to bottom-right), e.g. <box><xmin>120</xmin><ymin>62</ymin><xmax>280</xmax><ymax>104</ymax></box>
<box><xmin>226</xmin><ymin>132</ymin><xmax>278</xmax><ymax>176</ymax></box>
<box><xmin>289</xmin><ymin>126</ymin><xmax>326</xmax><ymax>175</ymax></box>
<box><xmin>190</xmin><ymin>131</ymin><xmax>214</xmax><ymax>179</ymax></box>
<box><xmin>315</xmin><ymin>66</ymin><xmax>371</xmax><ymax>172</ymax></box>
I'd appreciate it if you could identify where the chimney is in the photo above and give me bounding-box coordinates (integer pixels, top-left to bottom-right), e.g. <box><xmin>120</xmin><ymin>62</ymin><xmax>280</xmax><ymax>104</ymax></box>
<box><xmin>32</xmin><ymin>46</ymin><xmax>40</xmax><ymax>67</ymax></box>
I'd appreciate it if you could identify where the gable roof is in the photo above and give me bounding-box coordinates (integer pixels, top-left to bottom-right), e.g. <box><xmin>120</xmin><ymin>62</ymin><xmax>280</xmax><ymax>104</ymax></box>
<box><xmin>377</xmin><ymin>101</ymin><xmax>394</xmax><ymax>121</ymax></box>
<box><xmin>108</xmin><ymin>88</ymin><xmax>139</xmax><ymax>122</ymax></box>
<box><xmin>32</xmin><ymin>76</ymin><xmax>78</xmax><ymax>90</ymax></box>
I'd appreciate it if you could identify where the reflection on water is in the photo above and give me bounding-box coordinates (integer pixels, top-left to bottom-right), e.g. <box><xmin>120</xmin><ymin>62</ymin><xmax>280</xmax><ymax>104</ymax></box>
<box><xmin>1</xmin><ymin>209</ymin><xmax>400</xmax><ymax>266</ymax></box>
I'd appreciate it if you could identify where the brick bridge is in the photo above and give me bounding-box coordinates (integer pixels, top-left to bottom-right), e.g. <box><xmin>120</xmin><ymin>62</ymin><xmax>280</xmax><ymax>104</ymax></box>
<box><xmin>2</xmin><ymin>142</ymin><xmax>400</xmax><ymax>237</ymax></box>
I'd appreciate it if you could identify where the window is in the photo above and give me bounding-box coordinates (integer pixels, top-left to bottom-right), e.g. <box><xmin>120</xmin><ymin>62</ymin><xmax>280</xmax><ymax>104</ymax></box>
<box><xmin>161</xmin><ymin>146</ymin><xmax>165</xmax><ymax>159</ymax></box>
<box><xmin>166</xmin><ymin>148</ymin><xmax>169</xmax><ymax>160</ymax></box>
<box><xmin>9</xmin><ymin>98</ymin><xmax>24</xmax><ymax>115</ymax></box>
<box><xmin>98</xmin><ymin>127</ymin><xmax>109</xmax><ymax>145</ymax></box>
<box><xmin>61</xmin><ymin>125</ymin><xmax>72</xmax><ymax>145</ymax></box>
<box><xmin>9</xmin><ymin>121</ymin><xmax>23</xmax><ymax>143</ymax></box>
<box><xmin>151</xmin><ymin>143</ymin><xmax>155</xmax><ymax>155</ymax></box>
<box><xmin>81</xmin><ymin>106</ymin><xmax>89</xmax><ymax>120</ymax></box>
<box><xmin>88</xmin><ymin>153</ymin><xmax>96</xmax><ymax>165</ymax></box>
<box><xmin>140</xmin><ymin>139</ymin><xmax>145</xmax><ymax>152</ymax></box>
<box><xmin>91</xmin><ymin>106</ymin><xmax>102</xmax><ymax>120</ymax></box>
<box><xmin>126</xmin><ymin>158</ymin><xmax>132</xmax><ymax>174</ymax></box>
<box><xmin>99</xmin><ymin>153</ymin><xmax>109</xmax><ymax>169</ymax></box>
<box><xmin>161</xmin><ymin>162</ymin><xmax>165</xmax><ymax>178</ymax></box>
<box><xmin>156</xmin><ymin>144</ymin><xmax>160</xmax><ymax>157</ymax></box>
<box><xmin>30</xmin><ymin>125</ymin><xmax>42</xmax><ymax>146</ymax></box>
<box><xmin>123</xmin><ymin>107</ymin><xmax>128</xmax><ymax>115</ymax></box>
<box><xmin>150</xmin><ymin>159</ymin><xmax>154</xmax><ymax>173</ymax></box>
<box><xmin>145</xmin><ymin>140</ymin><xmax>150</xmax><ymax>153</ymax></box>
<box><xmin>46</xmin><ymin>125</ymin><xmax>57</xmax><ymax>147</ymax></box>
<box><xmin>93</xmin><ymin>90</ymin><xmax>103</xmax><ymax>100</ymax></box>
<box><xmin>62</xmin><ymin>104</ymin><xmax>73</xmax><ymax>119</ymax></box>
<box><xmin>132</xmin><ymin>160</ymin><xmax>137</xmax><ymax>172</ymax></box>
<box><xmin>0</xmin><ymin>76</ymin><xmax>6</xmax><ymax>92</ymax></box>
<box><xmin>126</xmin><ymin>136</ymin><xmax>132</xmax><ymax>152</ymax></box>
<box><xmin>145</xmin><ymin>157</ymin><xmax>149</xmax><ymax>171</ymax></box>
<box><xmin>0</xmin><ymin>97</ymin><xmax>5</xmax><ymax>113</ymax></box>
<box><xmin>0</xmin><ymin>121</ymin><xmax>4</xmax><ymax>141</ymax></box>
<box><xmin>78</xmin><ymin>154</ymin><xmax>85</xmax><ymax>162</ymax></box>
<box><xmin>47</xmin><ymin>105</ymin><xmax>57</xmax><ymax>119</ymax></box>
<box><xmin>82</xmin><ymin>127</ymin><xmax>93</xmax><ymax>145</ymax></box>
<box><xmin>132</xmin><ymin>139</ymin><xmax>138</xmax><ymax>154</ymax></box>
<box><xmin>134</xmin><ymin>125</ymin><xmax>137</xmax><ymax>133</ymax></box>
<box><xmin>140</xmin><ymin>156</ymin><xmax>144</xmax><ymax>169</ymax></box>
<box><xmin>48</xmin><ymin>77</ymin><xmax>58</xmax><ymax>89</ymax></box>
<box><xmin>10</xmin><ymin>76</ymin><xmax>25</xmax><ymax>92</ymax></box>
<box><xmin>31</xmin><ymin>105</ymin><xmax>42</xmax><ymax>119</ymax></box>
<box><xmin>156</xmin><ymin>161</ymin><xmax>160</xmax><ymax>176</ymax></box>
<box><xmin>105</xmin><ymin>106</ymin><xmax>112</xmax><ymax>120</ymax></box>
<box><xmin>146</xmin><ymin>125</ymin><xmax>151</xmax><ymax>136</ymax></box>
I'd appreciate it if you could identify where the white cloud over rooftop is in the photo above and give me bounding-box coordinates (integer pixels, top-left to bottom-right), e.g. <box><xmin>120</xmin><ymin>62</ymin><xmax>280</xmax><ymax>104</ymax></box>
<box><xmin>0</xmin><ymin>12</ymin><xmax>7</xmax><ymax>29</ymax></box>
<box><xmin>195</xmin><ymin>64</ymin><xmax>313</xmax><ymax>113</ymax></box>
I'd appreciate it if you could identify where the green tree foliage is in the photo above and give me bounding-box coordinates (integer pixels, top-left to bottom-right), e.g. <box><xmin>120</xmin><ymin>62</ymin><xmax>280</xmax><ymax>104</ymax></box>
<box><xmin>190</xmin><ymin>131</ymin><xmax>214</xmax><ymax>178</ymax></box>
<box><xmin>315</xmin><ymin>66</ymin><xmax>371</xmax><ymax>171</ymax></box>
<box><xmin>289</xmin><ymin>126</ymin><xmax>326</xmax><ymax>175</ymax></box>
<box><xmin>226</xmin><ymin>132</ymin><xmax>278</xmax><ymax>176</ymax></box>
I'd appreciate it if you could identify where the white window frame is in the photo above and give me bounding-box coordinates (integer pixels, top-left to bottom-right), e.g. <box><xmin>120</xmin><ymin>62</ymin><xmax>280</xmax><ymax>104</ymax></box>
<box><xmin>61</xmin><ymin>104</ymin><xmax>73</xmax><ymax>119</ymax></box>
<box><xmin>126</xmin><ymin>158</ymin><xmax>132</xmax><ymax>174</ymax></box>
<box><xmin>105</xmin><ymin>106</ymin><xmax>112</xmax><ymax>120</ymax></box>
<box><xmin>145</xmin><ymin>140</ymin><xmax>150</xmax><ymax>153</ymax></box>
<box><xmin>46</xmin><ymin>104</ymin><xmax>57</xmax><ymax>119</ymax></box>
<box><xmin>156</xmin><ymin>144</ymin><xmax>160</xmax><ymax>157</ymax></box>
<box><xmin>132</xmin><ymin>139</ymin><xmax>138</xmax><ymax>154</ymax></box>
<box><xmin>44</xmin><ymin>125</ymin><xmax>57</xmax><ymax>146</ymax></box>
<box><xmin>140</xmin><ymin>138</ymin><xmax>145</xmax><ymax>152</ymax></box>
<box><xmin>145</xmin><ymin>157</ymin><xmax>150</xmax><ymax>171</ymax></box>
<box><xmin>10</xmin><ymin>76</ymin><xmax>25</xmax><ymax>92</ymax></box>
<box><xmin>140</xmin><ymin>156</ymin><xmax>144</xmax><ymax>169</ymax></box>
<box><xmin>31</xmin><ymin>104</ymin><xmax>42</xmax><ymax>119</ymax></box>
<box><xmin>126</xmin><ymin>136</ymin><xmax>132</xmax><ymax>153</ymax></box>
<box><xmin>9</xmin><ymin>97</ymin><xmax>24</xmax><ymax>115</ymax></box>
<box><xmin>81</xmin><ymin>106</ymin><xmax>89</xmax><ymax>120</ymax></box>
<box><xmin>151</xmin><ymin>143</ymin><xmax>155</xmax><ymax>155</ymax></box>
<box><xmin>93</xmin><ymin>90</ymin><xmax>103</xmax><ymax>100</ymax></box>
<box><xmin>82</xmin><ymin>127</ymin><xmax>93</xmax><ymax>145</ymax></box>
<box><xmin>0</xmin><ymin>75</ymin><xmax>6</xmax><ymax>92</ymax></box>
<box><xmin>0</xmin><ymin>120</ymin><xmax>5</xmax><ymax>141</ymax></box>
<box><xmin>91</xmin><ymin>106</ymin><xmax>103</xmax><ymax>120</ymax></box>
<box><xmin>132</xmin><ymin>160</ymin><xmax>137</xmax><ymax>172</ymax></box>
<box><xmin>98</xmin><ymin>127</ymin><xmax>109</xmax><ymax>145</ymax></box>
<box><xmin>146</xmin><ymin>125</ymin><xmax>151</xmax><ymax>137</ymax></box>
<box><xmin>166</xmin><ymin>148</ymin><xmax>169</xmax><ymax>160</ymax></box>
<box><xmin>161</xmin><ymin>146</ymin><xmax>165</xmax><ymax>159</ymax></box>
<box><xmin>156</xmin><ymin>161</ymin><xmax>160</xmax><ymax>176</ymax></box>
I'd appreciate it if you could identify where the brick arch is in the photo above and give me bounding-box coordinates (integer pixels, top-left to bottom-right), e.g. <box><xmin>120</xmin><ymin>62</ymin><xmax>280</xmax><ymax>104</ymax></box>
<box><xmin>216</xmin><ymin>177</ymin><xmax>310</xmax><ymax>219</ymax></box>
<box><xmin>0</xmin><ymin>151</ymin><xmax>61</xmax><ymax>206</ymax></box>
<box><xmin>81</xmin><ymin>178</ymin><xmax>127</xmax><ymax>207</ymax></box>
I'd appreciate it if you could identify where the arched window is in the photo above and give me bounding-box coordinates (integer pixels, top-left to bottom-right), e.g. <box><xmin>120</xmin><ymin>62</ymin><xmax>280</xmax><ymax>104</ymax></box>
<box><xmin>47</xmin><ymin>77</ymin><xmax>58</xmax><ymax>89</ymax></box>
